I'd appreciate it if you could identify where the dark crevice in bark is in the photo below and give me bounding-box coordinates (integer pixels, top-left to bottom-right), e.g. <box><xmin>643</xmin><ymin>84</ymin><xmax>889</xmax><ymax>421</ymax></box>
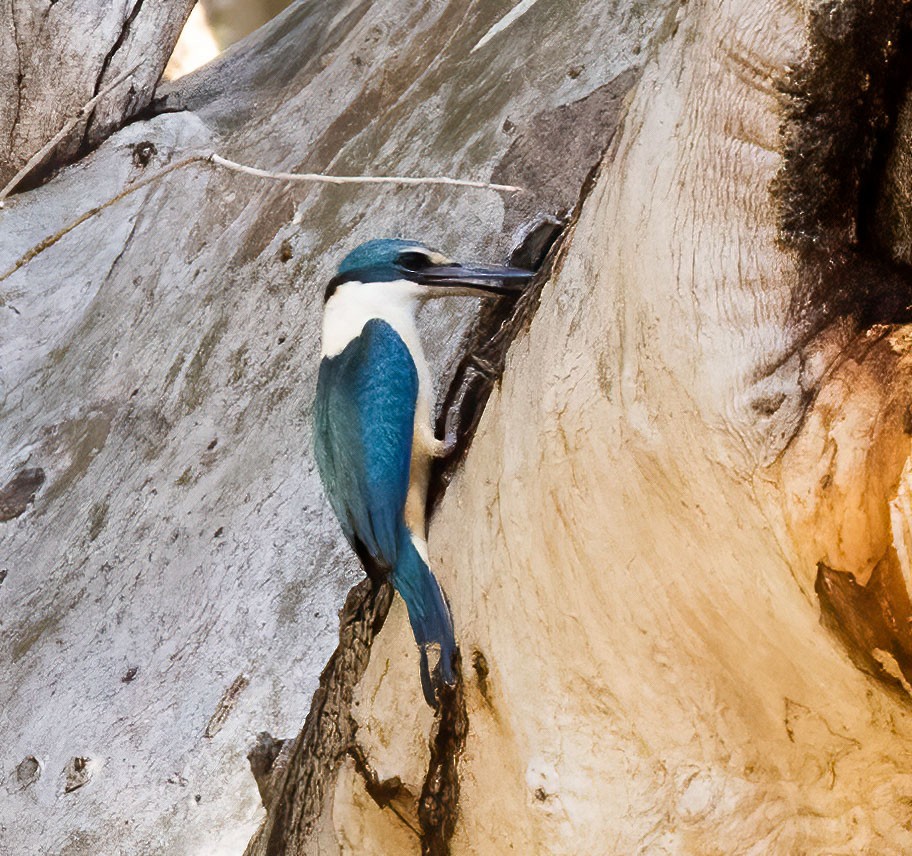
<box><xmin>79</xmin><ymin>0</ymin><xmax>146</xmax><ymax>155</ymax></box>
<box><xmin>816</xmin><ymin>561</ymin><xmax>912</xmax><ymax>698</ymax></box>
<box><xmin>0</xmin><ymin>467</ymin><xmax>46</xmax><ymax>521</ymax></box>
<box><xmin>428</xmin><ymin>115</ymin><xmax>622</xmax><ymax>511</ymax></box>
<box><xmin>348</xmin><ymin>742</ymin><xmax>421</xmax><ymax>837</ymax></box>
<box><xmin>426</xmin><ymin>218</ymin><xmax>563</xmax><ymax>512</ymax></box>
<box><xmin>135</xmin><ymin>96</ymin><xmax>192</xmax><ymax>123</ymax></box>
<box><xmin>418</xmin><ymin>663</ymin><xmax>467</xmax><ymax>856</ymax></box>
<box><xmin>8</xmin><ymin>0</ymin><xmax>24</xmax><ymax>153</ymax></box>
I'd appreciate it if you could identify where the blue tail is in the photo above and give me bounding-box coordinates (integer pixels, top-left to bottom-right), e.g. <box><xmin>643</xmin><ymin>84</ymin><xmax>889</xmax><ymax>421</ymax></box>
<box><xmin>391</xmin><ymin>523</ymin><xmax>456</xmax><ymax>706</ymax></box>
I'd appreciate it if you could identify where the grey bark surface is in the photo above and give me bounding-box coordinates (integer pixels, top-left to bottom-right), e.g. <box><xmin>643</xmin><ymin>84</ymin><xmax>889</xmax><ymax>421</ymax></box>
<box><xmin>8</xmin><ymin>0</ymin><xmax>912</xmax><ymax>853</ymax></box>
<box><xmin>0</xmin><ymin>1</ymin><xmax>662</xmax><ymax>853</ymax></box>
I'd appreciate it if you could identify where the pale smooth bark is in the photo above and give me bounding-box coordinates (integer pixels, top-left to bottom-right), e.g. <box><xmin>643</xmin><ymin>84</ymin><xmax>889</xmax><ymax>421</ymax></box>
<box><xmin>336</xmin><ymin>2</ymin><xmax>912</xmax><ymax>854</ymax></box>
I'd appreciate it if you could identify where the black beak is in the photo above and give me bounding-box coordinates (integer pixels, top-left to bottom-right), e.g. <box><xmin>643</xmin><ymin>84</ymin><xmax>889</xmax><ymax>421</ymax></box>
<box><xmin>411</xmin><ymin>261</ymin><xmax>534</xmax><ymax>295</ymax></box>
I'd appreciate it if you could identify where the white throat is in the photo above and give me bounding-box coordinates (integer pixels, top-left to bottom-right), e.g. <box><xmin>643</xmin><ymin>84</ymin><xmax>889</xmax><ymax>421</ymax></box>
<box><xmin>321</xmin><ymin>280</ymin><xmax>423</xmax><ymax>359</ymax></box>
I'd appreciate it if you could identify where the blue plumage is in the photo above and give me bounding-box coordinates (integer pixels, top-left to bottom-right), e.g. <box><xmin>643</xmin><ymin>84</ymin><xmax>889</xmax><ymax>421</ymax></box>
<box><xmin>314</xmin><ymin>318</ymin><xmax>456</xmax><ymax>705</ymax></box>
<box><xmin>336</xmin><ymin>238</ymin><xmax>424</xmax><ymax>278</ymax></box>
<box><xmin>314</xmin><ymin>238</ymin><xmax>532</xmax><ymax>706</ymax></box>
<box><xmin>314</xmin><ymin>320</ymin><xmax>417</xmax><ymax>566</ymax></box>
<box><xmin>393</xmin><ymin>525</ymin><xmax>456</xmax><ymax>703</ymax></box>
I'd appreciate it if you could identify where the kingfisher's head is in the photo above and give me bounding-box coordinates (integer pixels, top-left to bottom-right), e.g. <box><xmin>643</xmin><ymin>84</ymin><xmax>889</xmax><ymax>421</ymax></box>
<box><xmin>324</xmin><ymin>238</ymin><xmax>533</xmax><ymax>304</ymax></box>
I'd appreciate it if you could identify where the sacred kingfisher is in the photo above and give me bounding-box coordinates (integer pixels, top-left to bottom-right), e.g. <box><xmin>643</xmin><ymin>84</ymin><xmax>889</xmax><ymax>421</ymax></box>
<box><xmin>313</xmin><ymin>238</ymin><xmax>532</xmax><ymax>706</ymax></box>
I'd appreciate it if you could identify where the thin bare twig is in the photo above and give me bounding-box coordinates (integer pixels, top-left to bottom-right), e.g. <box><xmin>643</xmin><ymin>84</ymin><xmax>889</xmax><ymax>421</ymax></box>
<box><xmin>0</xmin><ymin>62</ymin><xmax>143</xmax><ymax>207</ymax></box>
<box><xmin>0</xmin><ymin>151</ymin><xmax>524</xmax><ymax>286</ymax></box>
<box><xmin>206</xmin><ymin>153</ymin><xmax>524</xmax><ymax>193</ymax></box>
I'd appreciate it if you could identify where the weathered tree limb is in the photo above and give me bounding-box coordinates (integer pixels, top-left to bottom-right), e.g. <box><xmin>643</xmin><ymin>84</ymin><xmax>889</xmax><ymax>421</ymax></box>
<box><xmin>0</xmin><ymin>0</ymin><xmax>195</xmax><ymax>187</ymax></box>
<box><xmin>340</xmin><ymin>1</ymin><xmax>912</xmax><ymax>851</ymax></box>
<box><xmin>10</xmin><ymin>0</ymin><xmax>912</xmax><ymax>852</ymax></box>
<box><xmin>0</xmin><ymin>62</ymin><xmax>143</xmax><ymax>205</ymax></box>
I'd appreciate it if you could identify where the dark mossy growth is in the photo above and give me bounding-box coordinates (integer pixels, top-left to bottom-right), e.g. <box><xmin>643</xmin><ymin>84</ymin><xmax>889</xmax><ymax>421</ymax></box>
<box><xmin>775</xmin><ymin>0</ymin><xmax>912</xmax><ymax>255</ymax></box>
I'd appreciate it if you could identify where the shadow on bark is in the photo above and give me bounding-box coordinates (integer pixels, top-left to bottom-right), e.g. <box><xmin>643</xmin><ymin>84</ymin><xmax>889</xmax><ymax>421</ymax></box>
<box><xmin>245</xmin><ymin>577</ymin><xmax>393</xmax><ymax>855</ymax></box>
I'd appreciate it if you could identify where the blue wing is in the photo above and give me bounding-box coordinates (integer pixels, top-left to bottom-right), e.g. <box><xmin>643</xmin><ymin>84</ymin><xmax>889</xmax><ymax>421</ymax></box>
<box><xmin>313</xmin><ymin>319</ymin><xmax>418</xmax><ymax>568</ymax></box>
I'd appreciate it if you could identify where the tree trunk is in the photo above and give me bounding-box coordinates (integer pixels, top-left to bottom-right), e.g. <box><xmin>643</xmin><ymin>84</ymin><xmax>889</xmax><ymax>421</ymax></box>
<box><xmin>4</xmin><ymin>1</ymin><xmax>912</xmax><ymax>854</ymax></box>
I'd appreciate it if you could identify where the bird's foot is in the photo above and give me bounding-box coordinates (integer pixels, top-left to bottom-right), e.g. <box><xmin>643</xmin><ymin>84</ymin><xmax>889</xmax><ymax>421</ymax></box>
<box><xmin>429</xmin><ymin>427</ymin><xmax>459</xmax><ymax>459</ymax></box>
<box><xmin>436</xmin><ymin>403</ymin><xmax>460</xmax><ymax>458</ymax></box>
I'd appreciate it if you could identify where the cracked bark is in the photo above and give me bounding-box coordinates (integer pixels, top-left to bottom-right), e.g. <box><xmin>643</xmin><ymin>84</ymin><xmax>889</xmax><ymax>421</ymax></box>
<box><xmin>244</xmin><ymin>578</ymin><xmax>394</xmax><ymax>855</ymax></box>
<box><xmin>80</xmin><ymin>0</ymin><xmax>148</xmax><ymax>153</ymax></box>
<box><xmin>8</xmin><ymin>0</ymin><xmax>24</xmax><ymax>153</ymax></box>
<box><xmin>0</xmin><ymin>0</ymin><xmax>194</xmax><ymax>189</ymax></box>
<box><xmin>417</xmin><ymin>671</ymin><xmax>467</xmax><ymax>856</ymax></box>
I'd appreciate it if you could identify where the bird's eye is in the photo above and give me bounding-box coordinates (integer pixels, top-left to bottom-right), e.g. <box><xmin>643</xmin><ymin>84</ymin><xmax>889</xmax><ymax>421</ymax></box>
<box><xmin>397</xmin><ymin>252</ymin><xmax>432</xmax><ymax>271</ymax></box>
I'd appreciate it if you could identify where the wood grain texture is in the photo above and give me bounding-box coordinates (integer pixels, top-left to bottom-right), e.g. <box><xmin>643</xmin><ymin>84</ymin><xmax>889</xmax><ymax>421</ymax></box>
<box><xmin>6</xmin><ymin>0</ymin><xmax>912</xmax><ymax>852</ymax></box>
<box><xmin>350</xmin><ymin>1</ymin><xmax>912</xmax><ymax>852</ymax></box>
